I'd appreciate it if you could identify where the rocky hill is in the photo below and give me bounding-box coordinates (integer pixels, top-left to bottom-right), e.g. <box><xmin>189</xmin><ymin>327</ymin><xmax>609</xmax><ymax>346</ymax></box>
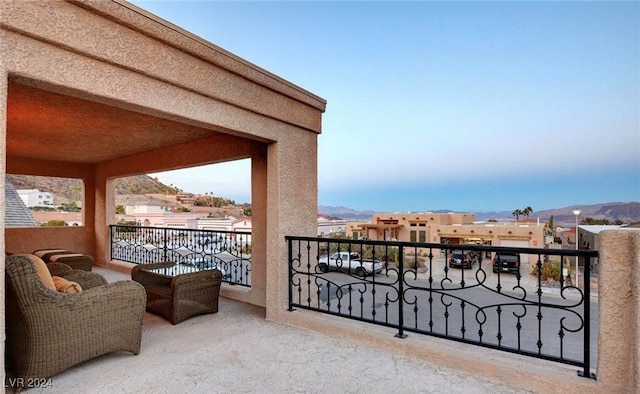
<box><xmin>5</xmin><ymin>174</ymin><xmax>177</xmax><ymax>205</ymax></box>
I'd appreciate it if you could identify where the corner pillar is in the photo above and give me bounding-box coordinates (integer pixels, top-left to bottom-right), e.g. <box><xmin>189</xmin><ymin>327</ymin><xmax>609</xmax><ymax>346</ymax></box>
<box><xmin>597</xmin><ymin>229</ymin><xmax>640</xmax><ymax>392</ymax></box>
<box><xmin>265</xmin><ymin>130</ymin><xmax>318</xmax><ymax>321</ymax></box>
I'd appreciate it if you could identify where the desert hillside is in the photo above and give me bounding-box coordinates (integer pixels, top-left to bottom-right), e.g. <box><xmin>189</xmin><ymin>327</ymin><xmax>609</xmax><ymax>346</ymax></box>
<box><xmin>6</xmin><ymin>174</ymin><xmax>177</xmax><ymax>205</ymax></box>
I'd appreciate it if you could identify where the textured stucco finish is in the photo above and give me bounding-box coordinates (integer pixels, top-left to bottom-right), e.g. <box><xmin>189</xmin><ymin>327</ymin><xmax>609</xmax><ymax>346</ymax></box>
<box><xmin>1</xmin><ymin>67</ymin><xmax>7</xmax><ymax>387</ymax></box>
<box><xmin>266</xmin><ymin>131</ymin><xmax>319</xmax><ymax>320</ymax></box>
<box><xmin>2</xmin><ymin>2</ymin><xmax>639</xmax><ymax>393</ymax></box>
<box><xmin>1</xmin><ymin>0</ymin><xmax>324</xmax><ymax>362</ymax></box>
<box><xmin>1</xmin><ymin>0</ymin><xmax>323</xmax><ymax>130</ymax></box>
<box><xmin>597</xmin><ymin>229</ymin><xmax>640</xmax><ymax>393</ymax></box>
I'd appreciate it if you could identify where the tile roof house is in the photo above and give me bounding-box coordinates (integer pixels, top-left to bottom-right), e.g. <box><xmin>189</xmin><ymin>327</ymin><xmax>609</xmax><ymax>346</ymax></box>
<box><xmin>4</xmin><ymin>182</ymin><xmax>37</xmax><ymax>227</ymax></box>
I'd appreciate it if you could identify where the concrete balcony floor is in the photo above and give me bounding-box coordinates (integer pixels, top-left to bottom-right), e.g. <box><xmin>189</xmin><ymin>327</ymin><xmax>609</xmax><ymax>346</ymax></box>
<box><xmin>31</xmin><ymin>267</ymin><xmax>530</xmax><ymax>393</ymax></box>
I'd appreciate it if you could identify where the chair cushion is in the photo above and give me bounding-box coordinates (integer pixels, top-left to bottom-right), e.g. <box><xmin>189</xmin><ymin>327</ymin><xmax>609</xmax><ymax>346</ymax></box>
<box><xmin>51</xmin><ymin>276</ymin><xmax>82</xmax><ymax>294</ymax></box>
<box><xmin>24</xmin><ymin>254</ymin><xmax>56</xmax><ymax>291</ymax></box>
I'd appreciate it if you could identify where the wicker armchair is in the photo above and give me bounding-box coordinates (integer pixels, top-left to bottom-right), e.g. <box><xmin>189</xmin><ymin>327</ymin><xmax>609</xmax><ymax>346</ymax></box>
<box><xmin>46</xmin><ymin>262</ymin><xmax>106</xmax><ymax>288</ymax></box>
<box><xmin>5</xmin><ymin>254</ymin><xmax>147</xmax><ymax>386</ymax></box>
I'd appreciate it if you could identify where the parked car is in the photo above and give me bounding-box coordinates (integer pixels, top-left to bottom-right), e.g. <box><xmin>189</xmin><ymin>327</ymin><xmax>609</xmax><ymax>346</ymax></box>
<box><xmin>317</xmin><ymin>252</ymin><xmax>384</xmax><ymax>277</ymax></box>
<box><xmin>492</xmin><ymin>252</ymin><xmax>520</xmax><ymax>273</ymax></box>
<box><xmin>448</xmin><ymin>250</ymin><xmax>474</xmax><ymax>269</ymax></box>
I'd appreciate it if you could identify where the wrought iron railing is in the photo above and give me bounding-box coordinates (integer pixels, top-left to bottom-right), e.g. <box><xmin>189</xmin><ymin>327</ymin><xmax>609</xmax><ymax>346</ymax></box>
<box><xmin>110</xmin><ymin>225</ymin><xmax>251</xmax><ymax>287</ymax></box>
<box><xmin>286</xmin><ymin>236</ymin><xmax>598</xmax><ymax>379</ymax></box>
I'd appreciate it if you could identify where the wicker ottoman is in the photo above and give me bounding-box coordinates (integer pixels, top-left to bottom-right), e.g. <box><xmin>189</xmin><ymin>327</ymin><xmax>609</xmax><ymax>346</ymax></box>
<box><xmin>33</xmin><ymin>249</ymin><xmax>93</xmax><ymax>271</ymax></box>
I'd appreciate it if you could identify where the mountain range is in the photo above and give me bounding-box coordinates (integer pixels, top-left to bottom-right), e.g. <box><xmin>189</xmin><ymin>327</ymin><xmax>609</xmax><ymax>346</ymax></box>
<box><xmin>6</xmin><ymin>174</ymin><xmax>638</xmax><ymax>226</ymax></box>
<box><xmin>319</xmin><ymin>202</ymin><xmax>640</xmax><ymax>227</ymax></box>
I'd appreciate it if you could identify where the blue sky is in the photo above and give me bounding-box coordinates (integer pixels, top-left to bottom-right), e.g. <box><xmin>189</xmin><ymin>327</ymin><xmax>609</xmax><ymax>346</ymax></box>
<box><xmin>136</xmin><ymin>1</ymin><xmax>639</xmax><ymax>213</ymax></box>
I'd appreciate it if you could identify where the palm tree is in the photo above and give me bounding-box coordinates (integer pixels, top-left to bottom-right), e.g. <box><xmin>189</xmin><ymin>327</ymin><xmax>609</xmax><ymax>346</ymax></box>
<box><xmin>523</xmin><ymin>206</ymin><xmax>533</xmax><ymax>220</ymax></box>
<box><xmin>512</xmin><ymin>209</ymin><xmax>523</xmax><ymax>221</ymax></box>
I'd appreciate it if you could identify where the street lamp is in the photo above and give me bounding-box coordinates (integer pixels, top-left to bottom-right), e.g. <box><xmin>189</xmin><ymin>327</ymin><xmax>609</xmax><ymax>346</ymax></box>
<box><xmin>573</xmin><ymin>209</ymin><xmax>581</xmax><ymax>288</ymax></box>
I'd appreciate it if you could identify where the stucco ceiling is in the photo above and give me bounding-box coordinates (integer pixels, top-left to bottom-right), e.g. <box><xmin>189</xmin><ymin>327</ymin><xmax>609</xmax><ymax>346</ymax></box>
<box><xmin>6</xmin><ymin>81</ymin><xmax>219</xmax><ymax>164</ymax></box>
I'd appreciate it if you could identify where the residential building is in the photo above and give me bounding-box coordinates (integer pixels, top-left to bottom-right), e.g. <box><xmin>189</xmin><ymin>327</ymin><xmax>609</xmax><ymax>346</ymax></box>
<box><xmin>16</xmin><ymin>188</ymin><xmax>54</xmax><ymax>208</ymax></box>
<box><xmin>196</xmin><ymin>216</ymin><xmax>237</xmax><ymax>232</ymax></box>
<box><xmin>4</xmin><ymin>183</ymin><xmax>37</xmax><ymax>227</ymax></box>
<box><xmin>578</xmin><ymin>225</ymin><xmax>623</xmax><ymax>275</ymax></box>
<box><xmin>317</xmin><ymin>216</ymin><xmax>350</xmax><ymax>237</ymax></box>
<box><xmin>1</xmin><ymin>2</ymin><xmax>637</xmax><ymax>392</ymax></box>
<box><xmin>348</xmin><ymin>212</ymin><xmax>547</xmax><ymax>263</ymax></box>
<box><xmin>232</xmin><ymin>217</ymin><xmax>252</xmax><ymax>233</ymax></box>
<box><xmin>117</xmin><ymin>194</ymin><xmax>176</xmax><ymax>215</ymax></box>
<box><xmin>116</xmin><ymin>198</ymin><xmax>245</xmax><ymax>231</ymax></box>
<box><xmin>347</xmin><ymin>212</ymin><xmax>547</xmax><ymax>263</ymax></box>
<box><xmin>31</xmin><ymin>211</ymin><xmax>82</xmax><ymax>226</ymax></box>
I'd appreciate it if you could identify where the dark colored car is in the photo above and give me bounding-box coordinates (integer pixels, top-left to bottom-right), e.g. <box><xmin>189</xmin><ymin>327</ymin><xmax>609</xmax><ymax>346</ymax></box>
<box><xmin>448</xmin><ymin>250</ymin><xmax>473</xmax><ymax>269</ymax></box>
<box><xmin>492</xmin><ymin>252</ymin><xmax>520</xmax><ymax>273</ymax></box>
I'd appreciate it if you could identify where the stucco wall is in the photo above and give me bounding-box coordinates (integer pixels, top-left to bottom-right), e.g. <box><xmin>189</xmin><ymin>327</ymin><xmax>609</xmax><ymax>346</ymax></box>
<box><xmin>5</xmin><ymin>157</ymin><xmax>97</xmax><ymax>256</ymax></box>
<box><xmin>0</xmin><ymin>0</ymin><xmax>324</xmax><ymax>133</ymax></box>
<box><xmin>265</xmin><ymin>130</ymin><xmax>319</xmax><ymax>321</ymax></box>
<box><xmin>597</xmin><ymin>229</ymin><xmax>640</xmax><ymax>392</ymax></box>
<box><xmin>1</xmin><ymin>65</ymin><xmax>7</xmax><ymax>387</ymax></box>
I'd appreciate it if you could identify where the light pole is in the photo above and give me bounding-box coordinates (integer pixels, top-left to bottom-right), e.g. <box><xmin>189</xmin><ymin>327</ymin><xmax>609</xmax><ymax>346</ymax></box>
<box><xmin>573</xmin><ymin>209</ymin><xmax>581</xmax><ymax>288</ymax></box>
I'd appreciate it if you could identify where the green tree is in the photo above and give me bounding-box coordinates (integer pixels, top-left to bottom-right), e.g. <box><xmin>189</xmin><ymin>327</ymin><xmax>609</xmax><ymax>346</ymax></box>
<box><xmin>523</xmin><ymin>206</ymin><xmax>533</xmax><ymax>219</ymax></box>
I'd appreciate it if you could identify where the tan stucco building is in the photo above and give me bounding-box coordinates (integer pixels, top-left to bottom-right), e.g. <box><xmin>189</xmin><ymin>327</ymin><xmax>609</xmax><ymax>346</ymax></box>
<box><xmin>1</xmin><ymin>2</ymin><xmax>639</xmax><ymax>393</ymax></box>
<box><xmin>348</xmin><ymin>212</ymin><xmax>547</xmax><ymax>260</ymax></box>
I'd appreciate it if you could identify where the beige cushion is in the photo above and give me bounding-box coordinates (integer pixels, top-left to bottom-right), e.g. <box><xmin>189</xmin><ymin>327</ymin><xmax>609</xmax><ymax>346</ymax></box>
<box><xmin>51</xmin><ymin>276</ymin><xmax>82</xmax><ymax>294</ymax></box>
<box><xmin>23</xmin><ymin>254</ymin><xmax>56</xmax><ymax>291</ymax></box>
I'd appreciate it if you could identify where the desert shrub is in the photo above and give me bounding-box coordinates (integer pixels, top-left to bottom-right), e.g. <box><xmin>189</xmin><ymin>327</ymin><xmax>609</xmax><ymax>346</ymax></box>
<box><xmin>402</xmin><ymin>255</ymin><xmax>427</xmax><ymax>270</ymax></box>
<box><xmin>45</xmin><ymin>220</ymin><xmax>66</xmax><ymax>227</ymax></box>
<box><xmin>531</xmin><ymin>260</ymin><xmax>562</xmax><ymax>281</ymax></box>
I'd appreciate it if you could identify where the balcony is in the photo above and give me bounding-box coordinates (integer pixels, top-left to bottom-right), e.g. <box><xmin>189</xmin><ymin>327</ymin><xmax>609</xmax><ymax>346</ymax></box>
<box><xmin>38</xmin><ymin>266</ymin><xmax>570</xmax><ymax>393</ymax></box>
<box><xmin>2</xmin><ymin>2</ymin><xmax>638</xmax><ymax>392</ymax></box>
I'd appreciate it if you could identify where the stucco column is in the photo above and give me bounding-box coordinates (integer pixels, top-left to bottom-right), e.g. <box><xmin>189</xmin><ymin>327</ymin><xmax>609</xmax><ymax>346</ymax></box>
<box><xmin>249</xmin><ymin>150</ymin><xmax>267</xmax><ymax>306</ymax></box>
<box><xmin>597</xmin><ymin>229</ymin><xmax>640</xmax><ymax>392</ymax></box>
<box><xmin>94</xmin><ymin>168</ymin><xmax>115</xmax><ymax>266</ymax></box>
<box><xmin>0</xmin><ymin>64</ymin><xmax>8</xmax><ymax>385</ymax></box>
<box><xmin>221</xmin><ymin>150</ymin><xmax>269</xmax><ymax>307</ymax></box>
<box><xmin>265</xmin><ymin>131</ymin><xmax>318</xmax><ymax>321</ymax></box>
<box><xmin>82</xmin><ymin>169</ymin><xmax>96</xmax><ymax>256</ymax></box>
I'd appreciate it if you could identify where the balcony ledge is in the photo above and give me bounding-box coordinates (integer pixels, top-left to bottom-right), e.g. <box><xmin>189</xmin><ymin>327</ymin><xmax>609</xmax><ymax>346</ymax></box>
<box><xmin>42</xmin><ymin>266</ymin><xmax>560</xmax><ymax>393</ymax></box>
